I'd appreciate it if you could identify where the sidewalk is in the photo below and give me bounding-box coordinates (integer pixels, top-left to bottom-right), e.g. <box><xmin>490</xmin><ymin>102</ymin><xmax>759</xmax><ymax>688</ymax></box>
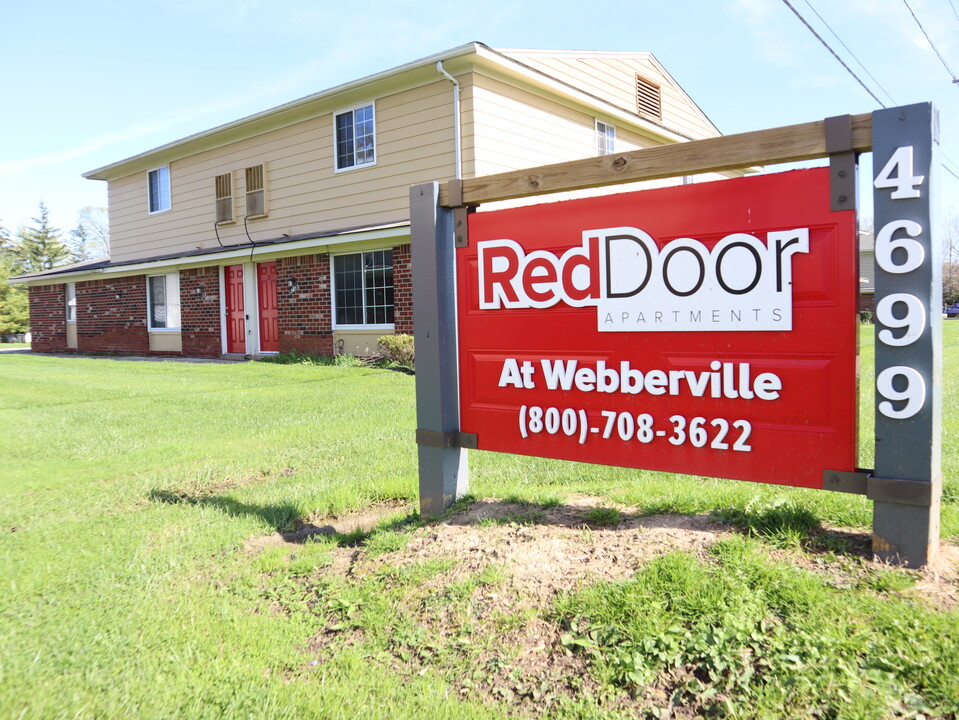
<box><xmin>0</xmin><ymin>348</ymin><xmax>247</xmax><ymax>363</ymax></box>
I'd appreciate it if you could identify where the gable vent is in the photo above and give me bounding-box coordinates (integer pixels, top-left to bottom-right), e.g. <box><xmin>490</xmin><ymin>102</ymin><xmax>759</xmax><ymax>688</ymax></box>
<box><xmin>245</xmin><ymin>164</ymin><xmax>266</xmax><ymax>218</ymax></box>
<box><xmin>214</xmin><ymin>172</ymin><xmax>233</xmax><ymax>224</ymax></box>
<box><xmin>636</xmin><ymin>75</ymin><xmax>662</xmax><ymax>121</ymax></box>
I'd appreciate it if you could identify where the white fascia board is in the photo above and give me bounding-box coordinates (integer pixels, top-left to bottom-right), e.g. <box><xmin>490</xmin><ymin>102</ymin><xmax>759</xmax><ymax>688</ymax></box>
<box><xmin>11</xmin><ymin>226</ymin><xmax>411</xmax><ymax>286</ymax></box>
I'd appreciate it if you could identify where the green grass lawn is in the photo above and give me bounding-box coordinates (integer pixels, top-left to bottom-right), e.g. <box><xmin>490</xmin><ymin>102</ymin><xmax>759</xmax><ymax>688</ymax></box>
<box><xmin>0</xmin><ymin>326</ymin><xmax>957</xmax><ymax>719</ymax></box>
<box><xmin>0</xmin><ymin>342</ymin><xmax>28</xmax><ymax>349</ymax></box>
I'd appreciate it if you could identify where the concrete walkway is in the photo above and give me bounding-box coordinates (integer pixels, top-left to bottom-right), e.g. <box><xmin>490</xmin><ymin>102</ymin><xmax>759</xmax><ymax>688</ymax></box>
<box><xmin>0</xmin><ymin>348</ymin><xmax>247</xmax><ymax>363</ymax></box>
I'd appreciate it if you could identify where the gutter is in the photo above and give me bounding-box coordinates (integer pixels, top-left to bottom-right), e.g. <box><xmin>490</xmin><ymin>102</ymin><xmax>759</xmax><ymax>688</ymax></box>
<box><xmin>435</xmin><ymin>61</ymin><xmax>462</xmax><ymax>179</ymax></box>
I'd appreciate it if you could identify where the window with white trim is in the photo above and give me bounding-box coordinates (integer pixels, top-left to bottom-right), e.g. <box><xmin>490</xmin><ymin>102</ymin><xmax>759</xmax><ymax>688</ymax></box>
<box><xmin>334</xmin><ymin>104</ymin><xmax>375</xmax><ymax>170</ymax></box>
<box><xmin>65</xmin><ymin>283</ymin><xmax>76</xmax><ymax>322</ymax></box>
<box><xmin>147</xmin><ymin>273</ymin><xmax>181</xmax><ymax>330</ymax></box>
<box><xmin>332</xmin><ymin>250</ymin><xmax>393</xmax><ymax>326</ymax></box>
<box><xmin>596</xmin><ymin>120</ymin><xmax>615</xmax><ymax>156</ymax></box>
<box><xmin>148</xmin><ymin>166</ymin><xmax>171</xmax><ymax>214</ymax></box>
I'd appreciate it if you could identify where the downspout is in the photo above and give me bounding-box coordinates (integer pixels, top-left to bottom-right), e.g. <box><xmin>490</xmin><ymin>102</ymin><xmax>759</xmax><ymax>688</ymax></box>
<box><xmin>436</xmin><ymin>61</ymin><xmax>462</xmax><ymax>179</ymax></box>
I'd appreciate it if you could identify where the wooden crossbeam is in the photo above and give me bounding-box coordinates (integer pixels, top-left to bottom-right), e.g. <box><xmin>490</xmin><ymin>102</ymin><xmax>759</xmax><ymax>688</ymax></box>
<box><xmin>439</xmin><ymin>113</ymin><xmax>872</xmax><ymax>207</ymax></box>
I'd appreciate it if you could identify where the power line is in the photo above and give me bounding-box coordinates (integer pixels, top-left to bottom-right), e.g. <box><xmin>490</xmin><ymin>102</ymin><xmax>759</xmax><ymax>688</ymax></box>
<box><xmin>802</xmin><ymin>0</ymin><xmax>898</xmax><ymax>106</ymax></box>
<box><xmin>951</xmin><ymin>0</ymin><xmax>959</xmax><ymax>25</ymax></box>
<box><xmin>902</xmin><ymin>0</ymin><xmax>959</xmax><ymax>87</ymax></box>
<box><xmin>780</xmin><ymin>0</ymin><xmax>885</xmax><ymax>106</ymax></box>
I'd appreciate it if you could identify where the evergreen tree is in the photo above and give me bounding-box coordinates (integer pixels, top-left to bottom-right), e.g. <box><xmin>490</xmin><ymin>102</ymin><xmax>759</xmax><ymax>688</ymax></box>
<box><xmin>13</xmin><ymin>202</ymin><xmax>72</xmax><ymax>273</ymax></box>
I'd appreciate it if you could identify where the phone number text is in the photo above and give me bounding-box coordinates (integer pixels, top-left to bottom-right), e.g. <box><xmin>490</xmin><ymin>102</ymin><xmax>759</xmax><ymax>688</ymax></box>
<box><xmin>518</xmin><ymin>405</ymin><xmax>752</xmax><ymax>451</ymax></box>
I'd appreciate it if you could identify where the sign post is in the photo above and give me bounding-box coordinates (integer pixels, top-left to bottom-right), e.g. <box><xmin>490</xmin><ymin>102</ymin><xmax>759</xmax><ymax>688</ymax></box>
<box><xmin>410</xmin><ymin>182</ymin><xmax>469</xmax><ymax>517</ymax></box>
<box><xmin>871</xmin><ymin>103</ymin><xmax>942</xmax><ymax>567</ymax></box>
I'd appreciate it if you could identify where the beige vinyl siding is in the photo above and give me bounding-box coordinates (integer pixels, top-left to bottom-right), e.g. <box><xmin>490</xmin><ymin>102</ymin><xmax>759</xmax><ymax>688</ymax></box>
<box><xmin>109</xmin><ymin>81</ymin><xmax>455</xmax><ymax>262</ymax></box>
<box><xmin>501</xmin><ymin>52</ymin><xmax>721</xmax><ymax>142</ymax></box>
<box><xmin>469</xmin><ymin>73</ymin><xmax>671</xmax><ymax>178</ymax></box>
<box><xmin>468</xmin><ymin>74</ymin><xmax>729</xmax><ymax>211</ymax></box>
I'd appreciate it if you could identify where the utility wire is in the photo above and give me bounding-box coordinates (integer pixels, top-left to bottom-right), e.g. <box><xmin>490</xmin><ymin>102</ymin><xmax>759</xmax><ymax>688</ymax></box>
<box><xmin>951</xmin><ymin>0</ymin><xmax>959</xmax><ymax>26</ymax></box>
<box><xmin>780</xmin><ymin>0</ymin><xmax>886</xmax><ymax>106</ymax></box>
<box><xmin>802</xmin><ymin>0</ymin><xmax>898</xmax><ymax>106</ymax></box>
<box><xmin>902</xmin><ymin>0</ymin><xmax>959</xmax><ymax>86</ymax></box>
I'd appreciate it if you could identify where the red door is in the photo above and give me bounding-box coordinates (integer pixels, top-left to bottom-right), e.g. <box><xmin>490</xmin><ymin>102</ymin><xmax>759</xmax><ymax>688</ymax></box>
<box><xmin>225</xmin><ymin>264</ymin><xmax>246</xmax><ymax>353</ymax></box>
<box><xmin>257</xmin><ymin>261</ymin><xmax>279</xmax><ymax>352</ymax></box>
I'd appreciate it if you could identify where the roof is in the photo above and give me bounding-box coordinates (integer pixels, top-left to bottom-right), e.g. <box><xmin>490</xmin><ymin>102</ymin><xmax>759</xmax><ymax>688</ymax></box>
<box><xmin>83</xmin><ymin>42</ymin><xmax>708</xmax><ymax>182</ymax></box>
<box><xmin>9</xmin><ymin>219</ymin><xmax>411</xmax><ymax>284</ymax></box>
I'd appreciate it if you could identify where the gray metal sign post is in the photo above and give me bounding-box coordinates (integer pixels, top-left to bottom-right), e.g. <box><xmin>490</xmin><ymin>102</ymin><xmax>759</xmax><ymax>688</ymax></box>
<box><xmin>871</xmin><ymin>103</ymin><xmax>942</xmax><ymax>567</ymax></box>
<box><xmin>410</xmin><ymin>182</ymin><xmax>469</xmax><ymax>516</ymax></box>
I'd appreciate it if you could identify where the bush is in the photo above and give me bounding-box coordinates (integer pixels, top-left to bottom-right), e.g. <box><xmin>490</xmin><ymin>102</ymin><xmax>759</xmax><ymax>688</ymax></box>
<box><xmin>377</xmin><ymin>333</ymin><xmax>414</xmax><ymax>368</ymax></box>
<box><xmin>859</xmin><ymin>309</ymin><xmax>873</xmax><ymax>324</ymax></box>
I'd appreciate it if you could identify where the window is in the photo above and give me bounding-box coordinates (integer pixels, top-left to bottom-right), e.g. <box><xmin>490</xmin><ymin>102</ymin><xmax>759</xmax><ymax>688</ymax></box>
<box><xmin>245</xmin><ymin>164</ymin><xmax>267</xmax><ymax>217</ymax></box>
<box><xmin>147</xmin><ymin>273</ymin><xmax>181</xmax><ymax>330</ymax></box>
<box><xmin>215</xmin><ymin>172</ymin><xmax>233</xmax><ymax>223</ymax></box>
<box><xmin>65</xmin><ymin>283</ymin><xmax>76</xmax><ymax>322</ymax></box>
<box><xmin>333</xmin><ymin>250</ymin><xmax>393</xmax><ymax>326</ymax></box>
<box><xmin>596</xmin><ymin>120</ymin><xmax>615</xmax><ymax>156</ymax></box>
<box><xmin>334</xmin><ymin>104</ymin><xmax>375</xmax><ymax>170</ymax></box>
<box><xmin>148</xmin><ymin>166</ymin><xmax>171</xmax><ymax>213</ymax></box>
<box><xmin>635</xmin><ymin>75</ymin><xmax>662</xmax><ymax>120</ymax></box>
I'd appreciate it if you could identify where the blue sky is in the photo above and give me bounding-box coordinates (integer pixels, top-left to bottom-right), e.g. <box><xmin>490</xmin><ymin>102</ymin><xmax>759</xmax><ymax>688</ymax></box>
<box><xmin>1</xmin><ymin>0</ymin><xmax>957</xmax><ymax>237</ymax></box>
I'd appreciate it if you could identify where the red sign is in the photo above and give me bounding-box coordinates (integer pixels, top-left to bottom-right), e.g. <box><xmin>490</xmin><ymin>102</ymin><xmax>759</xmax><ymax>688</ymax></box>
<box><xmin>456</xmin><ymin>168</ymin><xmax>858</xmax><ymax>488</ymax></box>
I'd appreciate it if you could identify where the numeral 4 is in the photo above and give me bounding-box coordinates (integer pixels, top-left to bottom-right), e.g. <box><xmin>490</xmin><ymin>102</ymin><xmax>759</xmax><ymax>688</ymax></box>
<box><xmin>874</xmin><ymin>146</ymin><xmax>924</xmax><ymax>199</ymax></box>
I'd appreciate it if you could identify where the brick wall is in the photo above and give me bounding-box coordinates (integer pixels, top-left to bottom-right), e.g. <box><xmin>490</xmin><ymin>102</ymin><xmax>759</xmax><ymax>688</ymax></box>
<box><xmin>28</xmin><ymin>284</ymin><xmax>68</xmax><ymax>353</ymax></box>
<box><xmin>858</xmin><ymin>292</ymin><xmax>875</xmax><ymax>315</ymax></box>
<box><xmin>277</xmin><ymin>253</ymin><xmax>334</xmax><ymax>355</ymax></box>
<box><xmin>76</xmin><ymin>276</ymin><xmax>149</xmax><ymax>354</ymax></box>
<box><xmin>180</xmin><ymin>267</ymin><xmax>222</xmax><ymax>357</ymax></box>
<box><xmin>393</xmin><ymin>243</ymin><xmax>413</xmax><ymax>335</ymax></box>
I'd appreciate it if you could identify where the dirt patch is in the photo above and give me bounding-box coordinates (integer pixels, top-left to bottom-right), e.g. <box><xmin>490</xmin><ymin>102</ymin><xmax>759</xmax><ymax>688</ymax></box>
<box><xmin>376</xmin><ymin>499</ymin><xmax>729</xmax><ymax>608</ymax></box>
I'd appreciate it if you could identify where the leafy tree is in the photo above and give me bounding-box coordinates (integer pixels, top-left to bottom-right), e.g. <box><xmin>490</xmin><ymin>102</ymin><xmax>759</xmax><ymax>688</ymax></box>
<box><xmin>12</xmin><ymin>202</ymin><xmax>72</xmax><ymax>273</ymax></box>
<box><xmin>0</xmin><ymin>259</ymin><xmax>29</xmax><ymax>335</ymax></box>
<box><xmin>70</xmin><ymin>206</ymin><xmax>109</xmax><ymax>261</ymax></box>
<box><xmin>0</xmin><ymin>219</ymin><xmax>29</xmax><ymax>335</ymax></box>
<box><xmin>944</xmin><ymin>215</ymin><xmax>959</xmax><ymax>307</ymax></box>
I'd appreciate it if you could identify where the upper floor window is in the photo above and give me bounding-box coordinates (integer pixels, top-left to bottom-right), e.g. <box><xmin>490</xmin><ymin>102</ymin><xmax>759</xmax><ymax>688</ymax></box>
<box><xmin>245</xmin><ymin>164</ymin><xmax>267</xmax><ymax>217</ymax></box>
<box><xmin>596</xmin><ymin>121</ymin><xmax>615</xmax><ymax>156</ymax></box>
<box><xmin>215</xmin><ymin>172</ymin><xmax>233</xmax><ymax>223</ymax></box>
<box><xmin>65</xmin><ymin>283</ymin><xmax>76</xmax><ymax>322</ymax></box>
<box><xmin>147</xmin><ymin>273</ymin><xmax>181</xmax><ymax>330</ymax></box>
<box><xmin>148</xmin><ymin>166</ymin><xmax>171</xmax><ymax>214</ymax></box>
<box><xmin>334</xmin><ymin>104</ymin><xmax>375</xmax><ymax>171</ymax></box>
<box><xmin>635</xmin><ymin>75</ymin><xmax>662</xmax><ymax>121</ymax></box>
<box><xmin>332</xmin><ymin>249</ymin><xmax>393</xmax><ymax>326</ymax></box>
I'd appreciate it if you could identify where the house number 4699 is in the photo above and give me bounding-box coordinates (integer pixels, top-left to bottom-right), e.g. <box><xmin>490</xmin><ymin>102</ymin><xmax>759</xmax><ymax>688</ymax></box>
<box><xmin>873</xmin><ymin>145</ymin><xmax>927</xmax><ymax>420</ymax></box>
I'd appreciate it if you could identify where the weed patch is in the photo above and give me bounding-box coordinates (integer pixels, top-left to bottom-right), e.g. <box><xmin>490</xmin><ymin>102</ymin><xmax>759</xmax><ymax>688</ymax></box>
<box><xmin>554</xmin><ymin>538</ymin><xmax>959</xmax><ymax>718</ymax></box>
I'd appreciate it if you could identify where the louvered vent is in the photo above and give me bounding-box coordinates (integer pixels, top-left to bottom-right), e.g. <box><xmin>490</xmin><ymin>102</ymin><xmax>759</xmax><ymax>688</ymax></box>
<box><xmin>636</xmin><ymin>75</ymin><xmax>662</xmax><ymax>120</ymax></box>
<box><xmin>214</xmin><ymin>172</ymin><xmax>233</xmax><ymax>223</ymax></box>
<box><xmin>245</xmin><ymin>164</ymin><xmax>266</xmax><ymax>217</ymax></box>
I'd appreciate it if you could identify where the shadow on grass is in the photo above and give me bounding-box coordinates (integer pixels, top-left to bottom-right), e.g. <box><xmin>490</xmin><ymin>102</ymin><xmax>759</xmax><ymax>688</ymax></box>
<box><xmin>149</xmin><ymin>488</ymin><xmax>301</xmax><ymax>533</ymax></box>
<box><xmin>148</xmin><ymin>487</ymin><xmax>420</xmax><ymax>546</ymax></box>
<box><xmin>709</xmin><ymin>500</ymin><xmax>871</xmax><ymax>556</ymax></box>
<box><xmin>148</xmin><ymin>487</ymin><xmax>870</xmax><ymax>558</ymax></box>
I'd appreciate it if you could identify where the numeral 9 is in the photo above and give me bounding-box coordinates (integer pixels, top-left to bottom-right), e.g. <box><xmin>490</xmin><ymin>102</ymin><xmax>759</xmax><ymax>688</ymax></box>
<box><xmin>877</xmin><ymin>366</ymin><xmax>926</xmax><ymax>420</ymax></box>
<box><xmin>876</xmin><ymin>293</ymin><xmax>926</xmax><ymax>347</ymax></box>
